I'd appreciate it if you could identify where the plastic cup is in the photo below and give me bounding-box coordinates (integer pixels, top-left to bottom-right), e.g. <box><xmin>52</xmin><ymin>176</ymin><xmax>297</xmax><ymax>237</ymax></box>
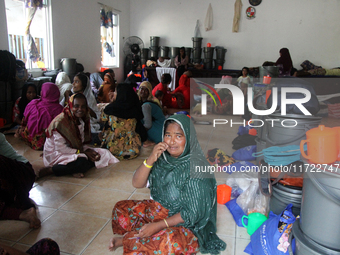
<box><xmin>217</xmin><ymin>184</ymin><xmax>232</xmax><ymax>204</ymax></box>
<box><xmin>263</xmin><ymin>75</ymin><xmax>271</xmax><ymax>84</ymax></box>
<box><xmin>242</xmin><ymin>212</ymin><xmax>268</xmax><ymax>235</ymax></box>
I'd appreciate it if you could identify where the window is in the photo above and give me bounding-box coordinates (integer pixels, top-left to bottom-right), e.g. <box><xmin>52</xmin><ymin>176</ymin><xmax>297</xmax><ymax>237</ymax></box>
<box><xmin>4</xmin><ymin>0</ymin><xmax>53</xmax><ymax>70</ymax></box>
<box><xmin>100</xmin><ymin>6</ymin><xmax>119</xmax><ymax>67</ymax></box>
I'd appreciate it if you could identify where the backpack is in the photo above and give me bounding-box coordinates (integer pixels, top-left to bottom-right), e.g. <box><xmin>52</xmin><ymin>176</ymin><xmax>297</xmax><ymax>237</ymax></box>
<box><xmin>0</xmin><ymin>50</ymin><xmax>17</xmax><ymax>82</ymax></box>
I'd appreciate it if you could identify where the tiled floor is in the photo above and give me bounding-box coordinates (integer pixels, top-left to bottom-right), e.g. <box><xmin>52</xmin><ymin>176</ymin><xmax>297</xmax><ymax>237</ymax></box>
<box><xmin>2</xmin><ymin>115</ymin><xmax>339</xmax><ymax>254</ymax></box>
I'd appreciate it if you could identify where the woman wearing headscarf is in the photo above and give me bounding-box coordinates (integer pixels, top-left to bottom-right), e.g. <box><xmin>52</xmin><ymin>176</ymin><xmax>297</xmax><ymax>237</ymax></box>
<box><xmin>40</xmin><ymin>93</ymin><xmax>119</xmax><ymax>178</ymax></box>
<box><xmin>55</xmin><ymin>72</ymin><xmax>72</xmax><ymax>102</ymax></box>
<box><xmin>275</xmin><ymin>48</ymin><xmax>293</xmax><ymax>76</ymax></box>
<box><xmin>138</xmin><ymin>81</ymin><xmax>165</xmax><ymax>147</ymax></box>
<box><xmin>97</xmin><ymin>72</ymin><xmax>116</xmax><ymax>103</ymax></box>
<box><xmin>12</xmin><ymin>83</ymin><xmax>38</xmax><ymax>125</ymax></box>
<box><xmin>61</xmin><ymin>73</ymin><xmax>102</xmax><ymax>135</ymax></box>
<box><xmin>109</xmin><ymin>115</ymin><xmax>226</xmax><ymax>254</ymax></box>
<box><xmin>175</xmin><ymin>47</ymin><xmax>189</xmax><ymax>79</ymax></box>
<box><xmin>20</xmin><ymin>82</ymin><xmax>63</xmax><ymax>150</ymax></box>
<box><xmin>101</xmin><ymin>83</ymin><xmax>145</xmax><ymax>160</ymax></box>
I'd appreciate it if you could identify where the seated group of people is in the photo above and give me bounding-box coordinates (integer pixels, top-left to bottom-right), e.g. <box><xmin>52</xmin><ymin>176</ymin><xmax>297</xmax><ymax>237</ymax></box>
<box><xmin>1</xmin><ymin>71</ymin><xmax>227</xmax><ymax>253</ymax></box>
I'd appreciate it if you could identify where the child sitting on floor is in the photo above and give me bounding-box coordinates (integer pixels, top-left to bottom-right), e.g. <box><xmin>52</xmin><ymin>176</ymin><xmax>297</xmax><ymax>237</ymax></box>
<box><xmin>154</xmin><ymin>90</ymin><xmax>164</xmax><ymax>108</ymax></box>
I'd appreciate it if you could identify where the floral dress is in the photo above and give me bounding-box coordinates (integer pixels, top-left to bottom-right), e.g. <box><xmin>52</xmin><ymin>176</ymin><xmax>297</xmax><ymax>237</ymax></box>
<box><xmin>20</xmin><ymin>124</ymin><xmax>46</xmax><ymax>150</ymax></box>
<box><xmin>101</xmin><ymin>113</ymin><xmax>141</xmax><ymax>160</ymax></box>
<box><xmin>112</xmin><ymin>200</ymin><xmax>199</xmax><ymax>255</ymax></box>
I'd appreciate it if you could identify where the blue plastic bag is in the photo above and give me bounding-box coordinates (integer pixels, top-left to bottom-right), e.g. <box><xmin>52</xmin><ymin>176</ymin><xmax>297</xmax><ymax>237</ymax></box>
<box><xmin>244</xmin><ymin>204</ymin><xmax>296</xmax><ymax>255</ymax></box>
<box><xmin>232</xmin><ymin>145</ymin><xmax>257</xmax><ymax>161</ymax></box>
<box><xmin>225</xmin><ymin>199</ymin><xmax>247</xmax><ymax>227</ymax></box>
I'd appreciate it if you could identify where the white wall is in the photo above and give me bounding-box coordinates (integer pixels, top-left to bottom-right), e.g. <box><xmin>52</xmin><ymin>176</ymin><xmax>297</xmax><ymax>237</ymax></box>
<box><xmin>130</xmin><ymin>0</ymin><xmax>340</xmax><ymax>70</ymax></box>
<box><xmin>50</xmin><ymin>0</ymin><xmax>130</xmax><ymax>82</ymax></box>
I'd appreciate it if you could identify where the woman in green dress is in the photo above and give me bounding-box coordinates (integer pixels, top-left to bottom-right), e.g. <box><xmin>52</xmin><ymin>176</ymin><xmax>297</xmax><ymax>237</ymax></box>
<box><xmin>109</xmin><ymin>114</ymin><xmax>226</xmax><ymax>254</ymax></box>
<box><xmin>138</xmin><ymin>81</ymin><xmax>166</xmax><ymax>147</ymax></box>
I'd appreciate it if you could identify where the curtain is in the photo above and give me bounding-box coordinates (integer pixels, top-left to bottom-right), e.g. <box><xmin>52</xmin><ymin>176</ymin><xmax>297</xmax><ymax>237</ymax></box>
<box><xmin>100</xmin><ymin>5</ymin><xmax>115</xmax><ymax>57</ymax></box>
<box><xmin>24</xmin><ymin>0</ymin><xmax>43</xmax><ymax>62</ymax></box>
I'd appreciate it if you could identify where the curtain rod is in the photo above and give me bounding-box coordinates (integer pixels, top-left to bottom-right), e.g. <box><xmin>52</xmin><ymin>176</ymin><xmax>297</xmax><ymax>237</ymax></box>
<box><xmin>97</xmin><ymin>2</ymin><xmax>121</xmax><ymax>13</ymax></box>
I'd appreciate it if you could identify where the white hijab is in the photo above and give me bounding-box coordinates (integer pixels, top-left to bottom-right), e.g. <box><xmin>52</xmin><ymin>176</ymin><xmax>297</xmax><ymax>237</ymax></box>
<box><xmin>55</xmin><ymin>72</ymin><xmax>71</xmax><ymax>87</ymax></box>
<box><xmin>82</xmin><ymin>76</ymin><xmax>101</xmax><ymax>133</ymax></box>
<box><xmin>56</xmin><ymin>72</ymin><xmax>72</xmax><ymax>102</ymax></box>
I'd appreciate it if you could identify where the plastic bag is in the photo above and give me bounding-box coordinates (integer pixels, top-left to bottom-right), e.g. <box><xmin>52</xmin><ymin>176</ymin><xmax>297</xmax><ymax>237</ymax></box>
<box><xmin>194</xmin><ymin>20</ymin><xmax>202</xmax><ymax>38</ymax></box>
<box><xmin>225</xmin><ymin>199</ymin><xmax>246</xmax><ymax>227</ymax></box>
<box><xmin>244</xmin><ymin>204</ymin><xmax>296</xmax><ymax>255</ymax></box>
<box><xmin>236</xmin><ymin>180</ymin><xmax>269</xmax><ymax>215</ymax></box>
<box><xmin>232</xmin><ymin>145</ymin><xmax>257</xmax><ymax>161</ymax></box>
<box><xmin>204</xmin><ymin>3</ymin><xmax>213</xmax><ymax>31</ymax></box>
<box><xmin>226</xmin><ymin>171</ymin><xmax>257</xmax><ymax>198</ymax></box>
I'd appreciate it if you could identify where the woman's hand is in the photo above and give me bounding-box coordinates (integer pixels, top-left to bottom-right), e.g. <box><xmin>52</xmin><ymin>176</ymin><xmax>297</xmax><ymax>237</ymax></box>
<box><xmin>64</xmin><ymin>90</ymin><xmax>71</xmax><ymax>98</ymax></box>
<box><xmin>148</xmin><ymin>142</ymin><xmax>168</xmax><ymax>165</ymax></box>
<box><xmin>134</xmin><ymin>222</ymin><xmax>164</xmax><ymax>238</ymax></box>
<box><xmin>84</xmin><ymin>148</ymin><xmax>101</xmax><ymax>162</ymax></box>
<box><xmin>108</xmin><ymin>90</ymin><xmax>116</xmax><ymax>103</ymax></box>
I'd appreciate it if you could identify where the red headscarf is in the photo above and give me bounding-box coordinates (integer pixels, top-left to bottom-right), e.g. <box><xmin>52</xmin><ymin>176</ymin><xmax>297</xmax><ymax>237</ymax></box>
<box><xmin>46</xmin><ymin>93</ymin><xmax>91</xmax><ymax>150</ymax></box>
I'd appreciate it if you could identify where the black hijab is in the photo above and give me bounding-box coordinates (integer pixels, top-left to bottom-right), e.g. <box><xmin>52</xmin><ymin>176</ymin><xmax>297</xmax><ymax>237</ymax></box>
<box><xmin>276</xmin><ymin>48</ymin><xmax>293</xmax><ymax>74</ymax></box>
<box><xmin>18</xmin><ymin>83</ymin><xmax>38</xmax><ymax>120</ymax></box>
<box><xmin>104</xmin><ymin>83</ymin><xmax>143</xmax><ymax>120</ymax></box>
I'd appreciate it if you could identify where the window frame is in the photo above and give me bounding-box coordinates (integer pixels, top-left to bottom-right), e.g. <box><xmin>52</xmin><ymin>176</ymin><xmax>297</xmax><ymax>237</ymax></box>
<box><xmin>101</xmin><ymin>9</ymin><xmax>119</xmax><ymax>68</ymax></box>
<box><xmin>5</xmin><ymin>0</ymin><xmax>54</xmax><ymax>70</ymax></box>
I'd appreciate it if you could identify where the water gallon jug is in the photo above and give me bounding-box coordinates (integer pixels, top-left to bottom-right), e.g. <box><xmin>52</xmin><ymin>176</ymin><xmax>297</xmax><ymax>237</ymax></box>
<box><xmin>300</xmin><ymin>125</ymin><xmax>338</xmax><ymax>164</ymax></box>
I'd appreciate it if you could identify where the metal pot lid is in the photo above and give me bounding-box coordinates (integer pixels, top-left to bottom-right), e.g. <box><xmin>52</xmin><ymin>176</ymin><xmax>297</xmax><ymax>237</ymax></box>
<box><xmin>249</xmin><ymin>0</ymin><xmax>262</xmax><ymax>6</ymax></box>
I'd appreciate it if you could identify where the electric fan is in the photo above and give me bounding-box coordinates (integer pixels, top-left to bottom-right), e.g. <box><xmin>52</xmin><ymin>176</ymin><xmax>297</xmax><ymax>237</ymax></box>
<box><xmin>123</xmin><ymin>36</ymin><xmax>144</xmax><ymax>78</ymax></box>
